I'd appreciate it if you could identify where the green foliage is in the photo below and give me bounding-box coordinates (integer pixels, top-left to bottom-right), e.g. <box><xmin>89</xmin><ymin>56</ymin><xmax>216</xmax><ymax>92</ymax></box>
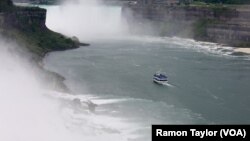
<box><xmin>193</xmin><ymin>19</ymin><xmax>216</xmax><ymax>39</ymax></box>
<box><xmin>159</xmin><ymin>21</ymin><xmax>193</xmax><ymax>38</ymax></box>
<box><xmin>160</xmin><ymin>22</ymin><xmax>180</xmax><ymax>36</ymax></box>
<box><xmin>1</xmin><ymin>26</ymin><xmax>77</xmax><ymax>57</ymax></box>
<box><xmin>191</xmin><ymin>1</ymin><xmax>208</xmax><ymax>6</ymax></box>
<box><xmin>21</xmin><ymin>28</ymin><xmax>77</xmax><ymax>56</ymax></box>
<box><xmin>193</xmin><ymin>18</ymin><xmax>221</xmax><ymax>40</ymax></box>
<box><xmin>29</xmin><ymin>0</ymin><xmax>59</xmax><ymax>5</ymax></box>
<box><xmin>193</xmin><ymin>19</ymin><xmax>207</xmax><ymax>38</ymax></box>
<box><xmin>212</xmin><ymin>6</ymin><xmax>233</xmax><ymax>17</ymax></box>
<box><xmin>0</xmin><ymin>0</ymin><xmax>13</xmax><ymax>12</ymax></box>
<box><xmin>234</xmin><ymin>42</ymin><xmax>250</xmax><ymax>47</ymax></box>
<box><xmin>193</xmin><ymin>0</ymin><xmax>250</xmax><ymax>4</ymax></box>
<box><xmin>0</xmin><ymin>1</ymin><xmax>79</xmax><ymax>58</ymax></box>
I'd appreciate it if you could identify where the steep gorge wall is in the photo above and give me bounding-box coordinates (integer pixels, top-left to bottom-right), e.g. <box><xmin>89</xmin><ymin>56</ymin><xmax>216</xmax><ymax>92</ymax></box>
<box><xmin>0</xmin><ymin>5</ymin><xmax>80</xmax><ymax>59</ymax></box>
<box><xmin>3</xmin><ymin>7</ymin><xmax>47</xmax><ymax>30</ymax></box>
<box><xmin>0</xmin><ymin>0</ymin><xmax>80</xmax><ymax>92</ymax></box>
<box><xmin>125</xmin><ymin>5</ymin><xmax>238</xmax><ymax>21</ymax></box>
<box><xmin>122</xmin><ymin>4</ymin><xmax>250</xmax><ymax>47</ymax></box>
<box><xmin>206</xmin><ymin>9</ymin><xmax>250</xmax><ymax>46</ymax></box>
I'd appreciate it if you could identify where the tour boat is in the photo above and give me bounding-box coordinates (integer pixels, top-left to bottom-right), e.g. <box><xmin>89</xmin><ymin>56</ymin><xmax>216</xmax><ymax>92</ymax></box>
<box><xmin>153</xmin><ymin>72</ymin><xmax>168</xmax><ymax>84</ymax></box>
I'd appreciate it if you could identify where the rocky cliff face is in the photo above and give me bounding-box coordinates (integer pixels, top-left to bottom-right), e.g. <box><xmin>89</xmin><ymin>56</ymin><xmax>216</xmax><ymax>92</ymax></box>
<box><xmin>0</xmin><ymin>2</ymin><xmax>80</xmax><ymax>59</ymax></box>
<box><xmin>3</xmin><ymin>7</ymin><xmax>46</xmax><ymax>30</ymax></box>
<box><xmin>0</xmin><ymin>0</ymin><xmax>81</xmax><ymax>92</ymax></box>
<box><xmin>12</xmin><ymin>0</ymin><xmax>30</xmax><ymax>2</ymax></box>
<box><xmin>12</xmin><ymin>0</ymin><xmax>58</xmax><ymax>4</ymax></box>
<box><xmin>122</xmin><ymin>4</ymin><xmax>250</xmax><ymax>47</ymax></box>
<box><xmin>206</xmin><ymin>8</ymin><xmax>250</xmax><ymax>46</ymax></box>
<box><xmin>0</xmin><ymin>0</ymin><xmax>13</xmax><ymax>12</ymax></box>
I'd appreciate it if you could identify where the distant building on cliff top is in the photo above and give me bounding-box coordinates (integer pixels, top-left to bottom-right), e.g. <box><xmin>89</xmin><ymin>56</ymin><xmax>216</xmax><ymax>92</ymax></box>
<box><xmin>137</xmin><ymin>0</ymin><xmax>193</xmax><ymax>5</ymax></box>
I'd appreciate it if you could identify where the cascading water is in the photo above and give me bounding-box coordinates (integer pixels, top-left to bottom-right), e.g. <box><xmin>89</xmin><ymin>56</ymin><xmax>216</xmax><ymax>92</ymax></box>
<box><xmin>45</xmin><ymin>0</ymin><xmax>128</xmax><ymax>41</ymax></box>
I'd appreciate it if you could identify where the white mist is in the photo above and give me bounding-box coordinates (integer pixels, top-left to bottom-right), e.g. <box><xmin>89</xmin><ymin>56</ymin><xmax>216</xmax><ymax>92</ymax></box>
<box><xmin>0</xmin><ymin>39</ymin><xmax>85</xmax><ymax>141</ymax></box>
<box><xmin>0</xmin><ymin>37</ymin><xmax>135</xmax><ymax>141</ymax></box>
<box><xmin>45</xmin><ymin>0</ymin><xmax>128</xmax><ymax>41</ymax></box>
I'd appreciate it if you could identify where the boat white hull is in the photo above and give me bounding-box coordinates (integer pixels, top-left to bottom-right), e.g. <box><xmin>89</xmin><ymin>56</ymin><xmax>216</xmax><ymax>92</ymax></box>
<box><xmin>153</xmin><ymin>79</ymin><xmax>168</xmax><ymax>85</ymax></box>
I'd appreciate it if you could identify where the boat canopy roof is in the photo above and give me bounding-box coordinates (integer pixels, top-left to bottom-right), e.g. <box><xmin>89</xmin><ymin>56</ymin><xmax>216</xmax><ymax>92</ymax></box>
<box><xmin>154</xmin><ymin>73</ymin><xmax>167</xmax><ymax>79</ymax></box>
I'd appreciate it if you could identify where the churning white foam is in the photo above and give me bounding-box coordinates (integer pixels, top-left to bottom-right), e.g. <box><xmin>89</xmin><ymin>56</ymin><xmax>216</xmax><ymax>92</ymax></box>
<box><xmin>112</xmin><ymin>35</ymin><xmax>236</xmax><ymax>57</ymax></box>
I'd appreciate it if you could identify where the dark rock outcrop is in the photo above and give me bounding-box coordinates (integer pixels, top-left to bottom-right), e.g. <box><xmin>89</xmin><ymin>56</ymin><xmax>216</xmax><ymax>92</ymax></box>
<box><xmin>4</xmin><ymin>7</ymin><xmax>47</xmax><ymax>30</ymax></box>
<box><xmin>0</xmin><ymin>4</ymin><xmax>81</xmax><ymax>59</ymax></box>
<box><xmin>0</xmin><ymin>0</ymin><xmax>88</xmax><ymax>92</ymax></box>
<box><xmin>0</xmin><ymin>0</ymin><xmax>13</xmax><ymax>12</ymax></box>
<box><xmin>12</xmin><ymin>0</ymin><xmax>57</xmax><ymax>4</ymax></box>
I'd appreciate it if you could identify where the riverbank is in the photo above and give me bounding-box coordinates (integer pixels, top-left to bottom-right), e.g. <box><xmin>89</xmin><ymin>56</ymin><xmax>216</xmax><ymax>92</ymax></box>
<box><xmin>234</xmin><ymin>48</ymin><xmax>250</xmax><ymax>54</ymax></box>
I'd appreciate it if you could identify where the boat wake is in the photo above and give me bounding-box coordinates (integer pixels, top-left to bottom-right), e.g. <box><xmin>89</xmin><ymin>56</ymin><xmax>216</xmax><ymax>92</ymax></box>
<box><xmin>161</xmin><ymin>82</ymin><xmax>175</xmax><ymax>87</ymax></box>
<box><xmin>154</xmin><ymin>81</ymin><xmax>175</xmax><ymax>88</ymax></box>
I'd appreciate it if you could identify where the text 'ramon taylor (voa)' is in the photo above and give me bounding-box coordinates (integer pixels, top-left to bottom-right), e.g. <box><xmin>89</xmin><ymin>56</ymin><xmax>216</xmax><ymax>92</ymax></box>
<box><xmin>156</xmin><ymin>128</ymin><xmax>246</xmax><ymax>139</ymax></box>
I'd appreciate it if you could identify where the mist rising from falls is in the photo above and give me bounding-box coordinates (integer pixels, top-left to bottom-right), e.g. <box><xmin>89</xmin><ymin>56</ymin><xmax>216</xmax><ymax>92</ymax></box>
<box><xmin>45</xmin><ymin>0</ymin><xmax>128</xmax><ymax>41</ymax></box>
<box><xmin>0</xmin><ymin>38</ymin><xmax>82</xmax><ymax>141</ymax></box>
<box><xmin>0</xmin><ymin>37</ymin><xmax>135</xmax><ymax>141</ymax></box>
